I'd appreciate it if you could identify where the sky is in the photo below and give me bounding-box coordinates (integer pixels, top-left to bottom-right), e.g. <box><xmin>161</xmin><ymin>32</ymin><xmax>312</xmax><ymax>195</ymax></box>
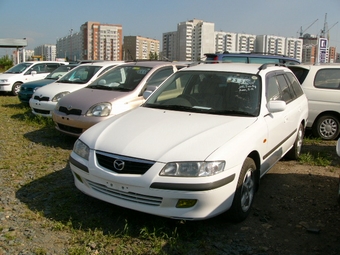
<box><xmin>0</xmin><ymin>0</ymin><xmax>339</xmax><ymax>57</ymax></box>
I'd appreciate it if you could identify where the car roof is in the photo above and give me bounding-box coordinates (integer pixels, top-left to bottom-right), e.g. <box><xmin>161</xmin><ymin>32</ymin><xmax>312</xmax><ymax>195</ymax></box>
<box><xmin>288</xmin><ymin>63</ymin><xmax>340</xmax><ymax>69</ymax></box>
<box><xmin>180</xmin><ymin>62</ymin><xmax>289</xmax><ymax>74</ymax></box>
<box><xmin>120</xmin><ymin>61</ymin><xmax>182</xmax><ymax>68</ymax></box>
<box><xmin>76</xmin><ymin>61</ymin><xmax>123</xmax><ymax>67</ymax></box>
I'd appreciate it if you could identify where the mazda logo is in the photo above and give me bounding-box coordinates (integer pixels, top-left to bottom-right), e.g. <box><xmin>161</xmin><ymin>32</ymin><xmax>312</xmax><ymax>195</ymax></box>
<box><xmin>67</xmin><ymin>105</ymin><xmax>73</xmax><ymax>110</ymax></box>
<box><xmin>113</xmin><ymin>159</ymin><xmax>125</xmax><ymax>171</ymax></box>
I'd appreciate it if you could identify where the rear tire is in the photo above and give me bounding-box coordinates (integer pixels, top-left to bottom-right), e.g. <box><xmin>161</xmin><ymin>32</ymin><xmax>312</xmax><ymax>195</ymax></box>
<box><xmin>285</xmin><ymin>123</ymin><xmax>304</xmax><ymax>160</ymax></box>
<box><xmin>312</xmin><ymin>115</ymin><xmax>340</xmax><ymax>140</ymax></box>
<box><xmin>228</xmin><ymin>157</ymin><xmax>256</xmax><ymax>222</ymax></box>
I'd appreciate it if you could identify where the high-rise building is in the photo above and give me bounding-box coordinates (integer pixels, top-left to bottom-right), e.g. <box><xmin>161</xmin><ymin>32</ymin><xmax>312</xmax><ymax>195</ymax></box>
<box><xmin>124</xmin><ymin>36</ymin><xmax>160</xmax><ymax>61</ymax></box>
<box><xmin>34</xmin><ymin>44</ymin><xmax>56</xmax><ymax>61</ymax></box>
<box><xmin>81</xmin><ymin>21</ymin><xmax>123</xmax><ymax>61</ymax></box>
<box><xmin>56</xmin><ymin>21</ymin><xmax>123</xmax><ymax>61</ymax></box>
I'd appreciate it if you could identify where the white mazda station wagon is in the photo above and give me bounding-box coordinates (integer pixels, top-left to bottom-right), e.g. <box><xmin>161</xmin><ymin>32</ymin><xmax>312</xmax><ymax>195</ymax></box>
<box><xmin>69</xmin><ymin>63</ymin><xmax>308</xmax><ymax>221</ymax></box>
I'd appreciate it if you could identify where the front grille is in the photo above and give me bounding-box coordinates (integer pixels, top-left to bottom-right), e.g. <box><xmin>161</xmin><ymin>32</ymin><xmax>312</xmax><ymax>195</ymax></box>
<box><xmin>33</xmin><ymin>95</ymin><xmax>49</xmax><ymax>101</ymax></box>
<box><xmin>57</xmin><ymin>123</ymin><xmax>82</xmax><ymax>134</ymax></box>
<box><xmin>33</xmin><ymin>108</ymin><xmax>50</xmax><ymax>114</ymax></box>
<box><xmin>96</xmin><ymin>151</ymin><xmax>155</xmax><ymax>175</ymax></box>
<box><xmin>58</xmin><ymin>106</ymin><xmax>82</xmax><ymax>115</ymax></box>
<box><xmin>86</xmin><ymin>179</ymin><xmax>162</xmax><ymax>206</ymax></box>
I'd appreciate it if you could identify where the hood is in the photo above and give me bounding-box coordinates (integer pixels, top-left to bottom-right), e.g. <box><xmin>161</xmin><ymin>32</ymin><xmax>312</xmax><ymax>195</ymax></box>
<box><xmin>33</xmin><ymin>82</ymin><xmax>88</xmax><ymax>97</ymax></box>
<box><xmin>58</xmin><ymin>87</ymin><xmax>139</xmax><ymax>110</ymax></box>
<box><xmin>82</xmin><ymin>107</ymin><xmax>256</xmax><ymax>162</ymax></box>
<box><xmin>0</xmin><ymin>73</ymin><xmax>18</xmax><ymax>80</ymax></box>
<box><xmin>21</xmin><ymin>79</ymin><xmax>55</xmax><ymax>88</ymax></box>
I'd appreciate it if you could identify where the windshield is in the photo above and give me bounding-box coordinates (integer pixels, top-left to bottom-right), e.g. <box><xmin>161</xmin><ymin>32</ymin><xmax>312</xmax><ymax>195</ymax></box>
<box><xmin>45</xmin><ymin>65</ymin><xmax>76</xmax><ymax>80</ymax></box>
<box><xmin>5</xmin><ymin>63</ymin><xmax>33</xmax><ymax>74</ymax></box>
<box><xmin>87</xmin><ymin>65</ymin><xmax>152</xmax><ymax>91</ymax></box>
<box><xmin>56</xmin><ymin>65</ymin><xmax>103</xmax><ymax>84</ymax></box>
<box><xmin>144</xmin><ymin>71</ymin><xmax>261</xmax><ymax>117</ymax></box>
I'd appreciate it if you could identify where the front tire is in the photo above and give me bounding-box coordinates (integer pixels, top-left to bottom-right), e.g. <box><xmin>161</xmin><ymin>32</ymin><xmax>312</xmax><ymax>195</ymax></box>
<box><xmin>312</xmin><ymin>115</ymin><xmax>340</xmax><ymax>140</ymax></box>
<box><xmin>12</xmin><ymin>82</ymin><xmax>22</xmax><ymax>96</ymax></box>
<box><xmin>228</xmin><ymin>157</ymin><xmax>256</xmax><ymax>222</ymax></box>
<box><xmin>285</xmin><ymin>123</ymin><xmax>304</xmax><ymax>160</ymax></box>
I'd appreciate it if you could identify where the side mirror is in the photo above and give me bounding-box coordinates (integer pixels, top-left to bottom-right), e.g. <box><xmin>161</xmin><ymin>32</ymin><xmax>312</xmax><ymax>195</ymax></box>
<box><xmin>31</xmin><ymin>71</ymin><xmax>37</xmax><ymax>75</ymax></box>
<box><xmin>142</xmin><ymin>85</ymin><xmax>158</xmax><ymax>99</ymax></box>
<box><xmin>266</xmin><ymin>100</ymin><xmax>286</xmax><ymax>113</ymax></box>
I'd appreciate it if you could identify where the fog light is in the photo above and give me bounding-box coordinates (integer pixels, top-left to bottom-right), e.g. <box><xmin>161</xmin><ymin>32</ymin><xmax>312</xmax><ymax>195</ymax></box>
<box><xmin>74</xmin><ymin>172</ymin><xmax>83</xmax><ymax>183</ymax></box>
<box><xmin>176</xmin><ymin>199</ymin><xmax>197</xmax><ymax>208</ymax></box>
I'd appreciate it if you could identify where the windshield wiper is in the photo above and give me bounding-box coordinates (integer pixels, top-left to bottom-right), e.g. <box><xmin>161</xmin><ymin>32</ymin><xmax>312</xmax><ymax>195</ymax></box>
<box><xmin>144</xmin><ymin>104</ymin><xmax>193</xmax><ymax>111</ymax></box>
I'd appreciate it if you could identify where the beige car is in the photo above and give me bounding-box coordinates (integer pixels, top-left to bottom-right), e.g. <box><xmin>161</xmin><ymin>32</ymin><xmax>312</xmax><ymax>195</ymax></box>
<box><xmin>52</xmin><ymin>61</ymin><xmax>189</xmax><ymax>136</ymax></box>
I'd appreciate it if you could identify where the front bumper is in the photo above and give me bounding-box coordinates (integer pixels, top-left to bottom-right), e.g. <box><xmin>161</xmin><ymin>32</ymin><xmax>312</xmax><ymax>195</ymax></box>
<box><xmin>29</xmin><ymin>98</ymin><xmax>56</xmax><ymax>117</ymax></box>
<box><xmin>69</xmin><ymin>152</ymin><xmax>239</xmax><ymax>220</ymax></box>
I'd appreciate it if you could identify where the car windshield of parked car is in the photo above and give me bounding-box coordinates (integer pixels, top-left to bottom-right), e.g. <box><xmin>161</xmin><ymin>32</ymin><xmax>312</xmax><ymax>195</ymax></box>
<box><xmin>5</xmin><ymin>63</ymin><xmax>33</xmax><ymax>74</ymax></box>
<box><xmin>56</xmin><ymin>65</ymin><xmax>102</xmax><ymax>84</ymax></box>
<box><xmin>144</xmin><ymin>71</ymin><xmax>261</xmax><ymax>117</ymax></box>
<box><xmin>87</xmin><ymin>65</ymin><xmax>152</xmax><ymax>91</ymax></box>
<box><xmin>44</xmin><ymin>65</ymin><xmax>75</xmax><ymax>80</ymax></box>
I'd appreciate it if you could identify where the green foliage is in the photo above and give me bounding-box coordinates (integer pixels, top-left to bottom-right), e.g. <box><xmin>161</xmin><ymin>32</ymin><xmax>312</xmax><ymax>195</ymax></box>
<box><xmin>0</xmin><ymin>55</ymin><xmax>13</xmax><ymax>71</ymax></box>
<box><xmin>149</xmin><ymin>51</ymin><xmax>158</xmax><ymax>60</ymax></box>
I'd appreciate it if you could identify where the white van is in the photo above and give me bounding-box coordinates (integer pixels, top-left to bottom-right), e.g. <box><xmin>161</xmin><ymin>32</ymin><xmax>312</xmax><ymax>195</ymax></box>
<box><xmin>0</xmin><ymin>61</ymin><xmax>68</xmax><ymax>95</ymax></box>
<box><xmin>289</xmin><ymin>64</ymin><xmax>340</xmax><ymax>140</ymax></box>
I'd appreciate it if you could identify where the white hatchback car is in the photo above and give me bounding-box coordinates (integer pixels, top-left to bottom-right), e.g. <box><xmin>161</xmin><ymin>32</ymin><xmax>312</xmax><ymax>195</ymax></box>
<box><xmin>69</xmin><ymin>63</ymin><xmax>308</xmax><ymax>221</ymax></box>
<box><xmin>29</xmin><ymin>61</ymin><xmax>123</xmax><ymax>117</ymax></box>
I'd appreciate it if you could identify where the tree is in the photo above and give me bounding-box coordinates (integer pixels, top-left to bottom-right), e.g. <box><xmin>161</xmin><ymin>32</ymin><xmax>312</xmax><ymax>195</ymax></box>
<box><xmin>0</xmin><ymin>55</ymin><xmax>13</xmax><ymax>72</ymax></box>
<box><xmin>149</xmin><ymin>52</ymin><xmax>158</xmax><ymax>60</ymax></box>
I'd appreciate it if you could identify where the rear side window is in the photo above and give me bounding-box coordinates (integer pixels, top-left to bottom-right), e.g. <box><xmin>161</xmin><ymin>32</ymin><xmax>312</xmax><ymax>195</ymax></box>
<box><xmin>288</xmin><ymin>67</ymin><xmax>309</xmax><ymax>84</ymax></box>
<box><xmin>314</xmin><ymin>68</ymin><xmax>340</xmax><ymax>89</ymax></box>
<box><xmin>221</xmin><ymin>56</ymin><xmax>247</xmax><ymax>63</ymax></box>
<box><xmin>249</xmin><ymin>58</ymin><xmax>279</xmax><ymax>64</ymax></box>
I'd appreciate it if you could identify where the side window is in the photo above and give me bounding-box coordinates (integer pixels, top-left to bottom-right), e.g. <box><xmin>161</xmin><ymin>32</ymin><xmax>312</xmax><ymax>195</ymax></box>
<box><xmin>249</xmin><ymin>58</ymin><xmax>279</xmax><ymax>64</ymax></box>
<box><xmin>266</xmin><ymin>75</ymin><xmax>281</xmax><ymax>102</ymax></box>
<box><xmin>276</xmin><ymin>74</ymin><xmax>295</xmax><ymax>103</ymax></box>
<box><xmin>221</xmin><ymin>56</ymin><xmax>247</xmax><ymax>63</ymax></box>
<box><xmin>285</xmin><ymin>72</ymin><xmax>304</xmax><ymax>98</ymax></box>
<box><xmin>314</xmin><ymin>69</ymin><xmax>340</xmax><ymax>89</ymax></box>
<box><xmin>26</xmin><ymin>64</ymin><xmax>46</xmax><ymax>74</ymax></box>
<box><xmin>146</xmin><ymin>67</ymin><xmax>174</xmax><ymax>86</ymax></box>
<box><xmin>45</xmin><ymin>64</ymin><xmax>60</xmax><ymax>73</ymax></box>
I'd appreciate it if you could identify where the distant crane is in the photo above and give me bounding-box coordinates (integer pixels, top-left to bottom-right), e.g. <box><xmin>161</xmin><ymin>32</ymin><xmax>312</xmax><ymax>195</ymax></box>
<box><xmin>320</xmin><ymin>14</ymin><xmax>338</xmax><ymax>39</ymax></box>
<box><xmin>298</xmin><ymin>19</ymin><xmax>318</xmax><ymax>37</ymax></box>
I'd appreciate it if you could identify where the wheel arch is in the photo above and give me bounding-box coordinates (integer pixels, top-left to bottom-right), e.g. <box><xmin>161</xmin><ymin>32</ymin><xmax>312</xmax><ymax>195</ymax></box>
<box><xmin>312</xmin><ymin>110</ymin><xmax>340</xmax><ymax>128</ymax></box>
<box><xmin>247</xmin><ymin>151</ymin><xmax>261</xmax><ymax>191</ymax></box>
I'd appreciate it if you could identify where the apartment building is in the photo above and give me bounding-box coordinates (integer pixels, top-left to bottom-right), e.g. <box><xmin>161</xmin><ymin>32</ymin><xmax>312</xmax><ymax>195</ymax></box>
<box><xmin>214</xmin><ymin>31</ymin><xmax>237</xmax><ymax>53</ymax></box>
<box><xmin>81</xmin><ymin>21</ymin><xmax>122</xmax><ymax>61</ymax></box>
<box><xmin>163</xmin><ymin>19</ymin><xmax>215</xmax><ymax>61</ymax></box>
<box><xmin>34</xmin><ymin>44</ymin><xmax>57</xmax><ymax>61</ymax></box>
<box><xmin>124</xmin><ymin>36</ymin><xmax>160</xmax><ymax>61</ymax></box>
<box><xmin>56</xmin><ymin>21</ymin><xmax>123</xmax><ymax>61</ymax></box>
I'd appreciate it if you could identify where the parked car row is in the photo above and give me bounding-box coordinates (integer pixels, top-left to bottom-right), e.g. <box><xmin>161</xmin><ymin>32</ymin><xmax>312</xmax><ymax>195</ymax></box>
<box><xmin>1</xmin><ymin>57</ymin><xmax>339</xmax><ymax>221</ymax></box>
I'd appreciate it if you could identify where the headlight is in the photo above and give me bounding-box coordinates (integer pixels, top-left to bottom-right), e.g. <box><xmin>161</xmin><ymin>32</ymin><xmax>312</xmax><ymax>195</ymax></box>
<box><xmin>86</xmin><ymin>102</ymin><xmax>112</xmax><ymax>117</ymax></box>
<box><xmin>73</xmin><ymin>139</ymin><xmax>90</xmax><ymax>160</ymax></box>
<box><xmin>33</xmin><ymin>87</ymin><xmax>40</xmax><ymax>93</ymax></box>
<box><xmin>0</xmin><ymin>79</ymin><xmax>8</xmax><ymax>83</ymax></box>
<box><xmin>52</xmin><ymin>91</ymin><xmax>70</xmax><ymax>102</ymax></box>
<box><xmin>160</xmin><ymin>161</ymin><xmax>225</xmax><ymax>177</ymax></box>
